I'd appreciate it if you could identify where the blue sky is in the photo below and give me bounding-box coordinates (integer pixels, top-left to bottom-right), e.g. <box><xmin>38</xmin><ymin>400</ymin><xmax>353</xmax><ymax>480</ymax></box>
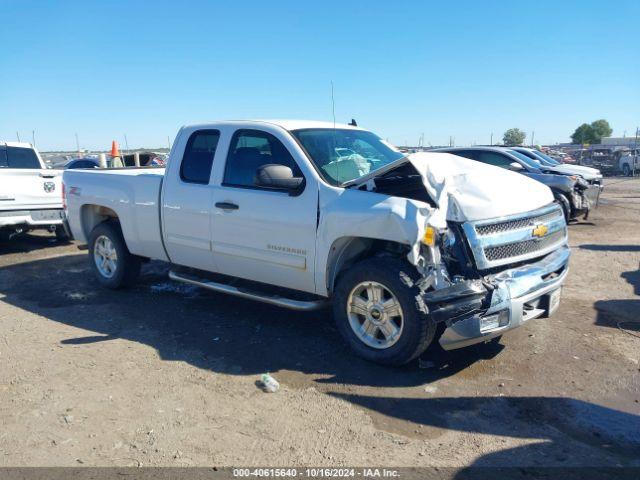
<box><xmin>1</xmin><ymin>0</ymin><xmax>638</xmax><ymax>150</ymax></box>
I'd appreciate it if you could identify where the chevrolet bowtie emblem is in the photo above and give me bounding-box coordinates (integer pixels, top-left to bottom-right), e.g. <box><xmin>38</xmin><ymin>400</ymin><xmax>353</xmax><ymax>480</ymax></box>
<box><xmin>532</xmin><ymin>224</ymin><xmax>548</xmax><ymax>238</ymax></box>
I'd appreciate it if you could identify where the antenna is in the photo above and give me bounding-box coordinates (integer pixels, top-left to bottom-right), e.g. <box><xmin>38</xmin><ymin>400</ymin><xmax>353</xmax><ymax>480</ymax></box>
<box><xmin>330</xmin><ymin>81</ymin><xmax>336</xmax><ymax>128</ymax></box>
<box><xmin>16</xmin><ymin>131</ymin><xmax>21</xmax><ymax>142</ymax></box>
<box><xmin>32</xmin><ymin>130</ymin><xmax>36</xmax><ymax>148</ymax></box>
<box><xmin>330</xmin><ymin>81</ymin><xmax>339</xmax><ymax>184</ymax></box>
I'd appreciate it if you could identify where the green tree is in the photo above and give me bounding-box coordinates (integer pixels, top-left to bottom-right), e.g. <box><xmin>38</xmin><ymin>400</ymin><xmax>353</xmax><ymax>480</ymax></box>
<box><xmin>570</xmin><ymin>119</ymin><xmax>613</xmax><ymax>145</ymax></box>
<box><xmin>571</xmin><ymin>123</ymin><xmax>596</xmax><ymax>144</ymax></box>
<box><xmin>503</xmin><ymin>128</ymin><xmax>527</xmax><ymax>146</ymax></box>
<box><xmin>590</xmin><ymin>119</ymin><xmax>613</xmax><ymax>143</ymax></box>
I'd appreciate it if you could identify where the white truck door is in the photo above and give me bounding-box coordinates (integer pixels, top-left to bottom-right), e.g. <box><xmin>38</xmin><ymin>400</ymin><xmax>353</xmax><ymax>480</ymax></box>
<box><xmin>210</xmin><ymin>128</ymin><xmax>318</xmax><ymax>293</ymax></box>
<box><xmin>161</xmin><ymin>129</ymin><xmax>220</xmax><ymax>271</ymax></box>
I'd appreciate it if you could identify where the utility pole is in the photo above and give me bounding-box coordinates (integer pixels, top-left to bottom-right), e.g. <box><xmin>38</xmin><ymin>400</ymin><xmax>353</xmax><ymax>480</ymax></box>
<box><xmin>75</xmin><ymin>133</ymin><xmax>80</xmax><ymax>156</ymax></box>
<box><xmin>632</xmin><ymin>126</ymin><xmax>638</xmax><ymax>175</ymax></box>
<box><xmin>490</xmin><ymin>133</ymin><xmax>493</xmax><ymax>146</ymax></box>
<box><xmin>124</xmin><ymin>134</ymin><xmax>130</xmax><ymax>154</ymax></box>
<box><xmin>167</xmin><ymin>136</ymin><xmax>171</xmax><ymax>150</ymax></box>
<box><xmin>531</xmin><ymin>131</ymin><xmax>535</xmax><ymax>147</ymax></box>
<box><xmin>16</xmin><ymin>131</ymin><xmax>20</xmax><ymax>142</ymax></box>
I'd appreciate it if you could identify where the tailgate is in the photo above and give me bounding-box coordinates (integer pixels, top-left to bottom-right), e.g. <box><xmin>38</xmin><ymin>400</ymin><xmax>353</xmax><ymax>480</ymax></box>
<box><xmin>0</xmin><ymin>169</ymin><xmax>63</xmax><ymax>210</ymax></box>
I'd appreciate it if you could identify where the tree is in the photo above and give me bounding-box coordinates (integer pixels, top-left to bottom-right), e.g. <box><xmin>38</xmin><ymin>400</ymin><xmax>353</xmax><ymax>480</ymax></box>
<box><xmin>571</xmin><ymin>123</ymin><xmax>596</xmax><ymax>145</ymax></box>
<box><xmin>590</xmin><ymin>119</ymin><xmax>613</xmax><ymax>143</ymax></box>
<box><xmin>503</xmin><ymin>128</ymin><xmax>526</xmax><ymax>146</ymax></box>
<box><xmin>570</xmin><ymin>119</ymin><xmax>613</xmax><ymax>145</ymax></box>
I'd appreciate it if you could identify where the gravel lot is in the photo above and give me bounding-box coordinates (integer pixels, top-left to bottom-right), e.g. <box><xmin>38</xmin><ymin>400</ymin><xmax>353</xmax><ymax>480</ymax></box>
<box><xmin>0</xmin><ymin>178</ymin><xmax>638</xmax><ymax>468</ymax></box>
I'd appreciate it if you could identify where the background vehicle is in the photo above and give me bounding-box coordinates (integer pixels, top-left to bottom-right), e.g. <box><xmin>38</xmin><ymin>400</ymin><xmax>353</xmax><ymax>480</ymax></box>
<box><xmin>511</xmin><ymin>147</ymin><xmax>603</xmax><ymax>195</ymax></box>
<box><xmin>64</xmin><ymin>120</ymin><xmax>570</xmax><ymax>366</ymax></box>
<box><xmin>433</xmin><ymin>146</ymin><xmax>595</xmax><ymax>221</ymax></box>
<box><xmin>618</xmin><ymin>149</ymin><xmax>639</xmax><ymax>176</ymax></box>
<box><xmin>63</xmin><ymin>158</ymin><xmax>100</xmax><ymax>169</ymax></box>
<box><xmin>0</xmin><ymin>142</ymin><xmax>67</xmax><ymax>241</ymax></box>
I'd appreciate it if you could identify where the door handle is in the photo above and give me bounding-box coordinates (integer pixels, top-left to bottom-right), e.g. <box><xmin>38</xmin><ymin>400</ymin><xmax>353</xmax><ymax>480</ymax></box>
<box><xmin>215</xmin><ymin>202</ymin><xmax>239</xmax><ymax>210</ymax></box>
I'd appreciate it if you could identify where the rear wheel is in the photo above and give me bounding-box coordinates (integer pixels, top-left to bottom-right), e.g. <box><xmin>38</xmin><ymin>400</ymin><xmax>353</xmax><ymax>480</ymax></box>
<box><xmin>88</xmin><ymin>222</ymin><xmax>141</xmax><ymax>289</ymax></box>
<box><xmin>622</xmin><ymin>163</ymin><xmax>631</xmax><ymax>177</ymax></box>
<box><xmin>332</xmin><ymin>257</ymin><xmax>436</xmax><ymax>366</ymax></box>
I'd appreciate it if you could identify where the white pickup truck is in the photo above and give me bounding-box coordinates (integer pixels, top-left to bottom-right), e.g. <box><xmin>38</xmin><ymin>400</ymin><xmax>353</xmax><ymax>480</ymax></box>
<box><xmin>64</xmin><ymin>120</ymin><xmax>570</xmax><ymax>365</ymax></box>
<box><xmin>0</xmin><ymin>142</ymin><xmax>66</xmax><ymax>241</ymax></box>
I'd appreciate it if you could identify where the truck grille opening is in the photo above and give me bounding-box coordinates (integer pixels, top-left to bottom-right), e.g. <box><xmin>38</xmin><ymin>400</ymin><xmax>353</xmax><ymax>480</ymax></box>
<box><xmin>484</xmin><ymin>229</ymin><xmax>566</xmax><ymax>262</ymax></box>
<box><xmin>461</xmin><ymin>204</ymin><xmax>568</xmax><ymax>271</ymax></box>
<box><xmin>475</xmin><ymin>209</ymin><xmax>563</xmax><ymax>235</ymax></box>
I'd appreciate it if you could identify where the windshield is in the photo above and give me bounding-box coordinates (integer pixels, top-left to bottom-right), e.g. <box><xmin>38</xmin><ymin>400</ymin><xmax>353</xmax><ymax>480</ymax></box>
<box><xmin>531</xmin><ymin>150</ymin><xmax>560</xmax><ymax>166</ymax></box>
<box><xmin>506</xmin><ymin>150</ymin><xmax>543</xmax><ymax>170</ymax></box>
<box><xmin>291</xmin><ymin>128</ymin><xmax>405</xmax><ymax>185</ymax></box>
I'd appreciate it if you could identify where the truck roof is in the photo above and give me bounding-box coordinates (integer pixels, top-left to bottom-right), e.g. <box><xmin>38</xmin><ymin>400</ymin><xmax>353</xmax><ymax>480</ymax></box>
<box><xmin>182</xmin><ymin>119</ymin><xmax>363</xmax><ymax>132</ymax></box>
<box><xmin>0</xmin><ymin>141</ymin><xmax>35</xmax><ymax>149</ymax></box>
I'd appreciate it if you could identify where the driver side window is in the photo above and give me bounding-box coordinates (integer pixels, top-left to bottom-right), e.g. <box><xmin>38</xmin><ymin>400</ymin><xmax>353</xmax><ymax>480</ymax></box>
<box><xmin>477</xmin><ymin>152</ymin><xmax>516</xmax><ymax>169</ymax></box>
<box><xmin>223</xmin><ymin>129</ymin><xmax>302</xmax><ymax>188</ymax></box>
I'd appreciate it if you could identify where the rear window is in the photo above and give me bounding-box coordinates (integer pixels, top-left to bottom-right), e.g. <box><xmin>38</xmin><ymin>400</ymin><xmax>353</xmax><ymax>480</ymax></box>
<box><xmin>180</xmin><ymin>130</ymin><xmax>220</xmax><ymax>184</ymax></box>
<box><xmin>1</xmin><ymin>147</ymin><xmax>41</xmax><ymax>169</ymax></box>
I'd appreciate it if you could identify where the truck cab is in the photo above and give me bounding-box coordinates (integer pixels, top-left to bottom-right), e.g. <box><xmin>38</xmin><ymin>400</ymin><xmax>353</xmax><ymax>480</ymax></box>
<box><xmin>64</xmin><ymin>120</ymin><xmax>570</xmax><ymax>366</ymax></box>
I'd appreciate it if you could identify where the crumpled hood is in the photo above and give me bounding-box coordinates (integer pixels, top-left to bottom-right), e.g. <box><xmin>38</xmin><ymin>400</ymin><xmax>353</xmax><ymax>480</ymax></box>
<box><xmin>546</xmin><ymin>164</ymin><xmax>601</xmax><ymax>179</ymax></box>
<box><xmin>406</xmin><ymin>152</ymin><xmax>554</xmax><ymax>225</ymax></box>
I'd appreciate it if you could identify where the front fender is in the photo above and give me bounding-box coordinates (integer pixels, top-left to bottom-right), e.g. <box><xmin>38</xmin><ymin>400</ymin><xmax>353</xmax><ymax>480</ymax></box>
<box><xmin>315</xmin><ymin>186</ymin><xmax>434</xmax><ymax>296</ymax></box>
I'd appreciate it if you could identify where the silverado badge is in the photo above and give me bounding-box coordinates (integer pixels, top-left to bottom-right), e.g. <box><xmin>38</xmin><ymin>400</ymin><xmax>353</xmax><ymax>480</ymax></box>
<box><xmin>43</xmin><ymin>182</ymin><xmax>55</xmax><ymax>193</ymax></box>
<box><xmin>532</xmin><ymin>224</ymin><xmax>548</xmax><ymax>238</ymax></box>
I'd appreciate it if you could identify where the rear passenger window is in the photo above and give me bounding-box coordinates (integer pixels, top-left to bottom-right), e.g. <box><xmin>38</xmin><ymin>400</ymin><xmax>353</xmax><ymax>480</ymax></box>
<box><xmin>180</xmin><ymin>130</ymin><xmax>220</xmax><ymax>184</ymax></box>
<box><xmin>5</xmin><ymin>147</ymin><xmax>41</xmax><ymax>169</ymax></box>
<box><xmin>223</xmin><ymin>129</ymin><xmax>302</xmax><ymax>188</ymax></box>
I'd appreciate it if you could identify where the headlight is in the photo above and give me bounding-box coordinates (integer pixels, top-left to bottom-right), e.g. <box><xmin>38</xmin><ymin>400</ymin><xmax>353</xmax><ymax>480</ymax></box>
<box><xmin>422</xmin><ymin>226</ymin><xmax>437</xmax><ymax>247</ymax></box>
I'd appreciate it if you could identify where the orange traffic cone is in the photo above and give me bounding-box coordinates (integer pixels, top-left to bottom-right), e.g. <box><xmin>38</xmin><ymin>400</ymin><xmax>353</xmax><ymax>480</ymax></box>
<box><xmin>110</xmin><ymin>140</ymin><xmax>120</xmax><ymax>157</ymax></box>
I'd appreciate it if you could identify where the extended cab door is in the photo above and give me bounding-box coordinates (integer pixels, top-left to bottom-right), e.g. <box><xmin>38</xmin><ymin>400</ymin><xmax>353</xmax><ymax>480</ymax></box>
<box><xmin>209</xmin><ymin>127</ymin><xmax>318</xmax><ymax>293</ymax></box>
<box><xmin>161</xmin><ymin>129</ymin><xmax>220</xmax><ymax>271</ymax></box>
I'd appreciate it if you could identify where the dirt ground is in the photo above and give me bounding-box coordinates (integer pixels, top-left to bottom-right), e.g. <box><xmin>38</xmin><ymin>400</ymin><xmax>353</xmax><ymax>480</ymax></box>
<box><xmin>0</xmin><ymin>178</ymin><xmax>638</xmax><ymax>468</ymax></box>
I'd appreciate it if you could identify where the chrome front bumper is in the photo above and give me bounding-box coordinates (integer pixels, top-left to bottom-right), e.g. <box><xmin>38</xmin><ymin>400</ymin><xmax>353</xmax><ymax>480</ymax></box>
<box><xmin>439</xmin><ymin>245</ymin><xmax>570</xmax><ymax>350</ymax></box>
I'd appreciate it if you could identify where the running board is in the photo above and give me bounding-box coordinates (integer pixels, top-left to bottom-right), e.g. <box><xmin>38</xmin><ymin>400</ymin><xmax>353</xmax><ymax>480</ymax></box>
<box><xmin>168</xmin><ymin>271</ymin><xmax>328</xmax><ymax>311</ymax></box>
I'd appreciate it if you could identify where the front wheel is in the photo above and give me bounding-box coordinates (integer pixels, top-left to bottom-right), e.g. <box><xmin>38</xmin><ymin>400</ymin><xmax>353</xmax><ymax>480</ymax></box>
<box><xmin>332</xmin><ymin>257</ymin><xmax>436</xmax><ymax>366</ymax></box>
<box><xmin>88</xmin><ymin>222</ymin><xmax>141</xmax><ymax>289</ymax></box>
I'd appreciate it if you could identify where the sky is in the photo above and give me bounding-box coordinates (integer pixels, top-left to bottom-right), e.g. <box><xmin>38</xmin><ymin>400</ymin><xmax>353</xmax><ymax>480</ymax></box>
<box><xmin>1</xmin><ymin>0</ymin><xmax>638</xmax><ymax>151</ymax></box>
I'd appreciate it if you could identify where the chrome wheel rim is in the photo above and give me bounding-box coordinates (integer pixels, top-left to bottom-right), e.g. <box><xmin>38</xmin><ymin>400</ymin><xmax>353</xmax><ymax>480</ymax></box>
<box><xmin>347</xmin><ymin>281</ymin><xmax>404</xmax><ymax>349</ymax></box>
<box><xmin>94</xmin><ymin>235</ymin><xmax>118</xmax><ymax>278</ymax></box>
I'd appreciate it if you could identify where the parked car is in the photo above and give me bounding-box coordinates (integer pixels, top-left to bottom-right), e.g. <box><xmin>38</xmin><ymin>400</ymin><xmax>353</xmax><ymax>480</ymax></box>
<box><xmin>618</xmin><ymin>149</ymin><xmax>639</xmax><ymax>176</ymax></box>
<box><xmin>63</xmin><ymin>158</ymin><xmax>100</xmax><ymax>169</ymax></box>
<box><xmin>0</xmin><ymin>142</ymin><xmax>67</xmax><ymax>241</ymax></box>
<box><xmin>433</xmin><ymin>146</ymin><xmax>596</xmax><ymax>221</ymax></box>
<box><xmin>511</xmin><ymin>147</ymin><xmax>603</xmax><ymax>195</ymax></box>
<box><xmin>64</xmin><ymin>120</ymin><xmax>569</xmax><ymax>366</ymax></box>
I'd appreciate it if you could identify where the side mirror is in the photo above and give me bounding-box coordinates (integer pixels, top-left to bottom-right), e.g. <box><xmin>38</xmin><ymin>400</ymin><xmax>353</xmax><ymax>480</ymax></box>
<box><xmin>255</xmin><ymin>164</ymin><xmax>304</xmax><ymax>192</ymax></box>
<box><xmin>509</xmin><ymin>162</ymin><xmax>524</xmax><ymax>171</ymax></box>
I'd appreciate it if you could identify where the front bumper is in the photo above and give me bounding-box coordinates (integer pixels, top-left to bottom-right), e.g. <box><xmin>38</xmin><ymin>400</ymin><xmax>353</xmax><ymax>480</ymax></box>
<box><xmin>436</xmin><ymin>245</ymin><xmax>570</xmax><ymax>350</ymax></box>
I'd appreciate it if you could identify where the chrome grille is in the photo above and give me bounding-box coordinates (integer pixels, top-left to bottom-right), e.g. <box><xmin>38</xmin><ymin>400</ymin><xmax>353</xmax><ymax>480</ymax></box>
<box><xmin>461</xmin><ymin>203</ymin><xmax>568</xmax><ymax>271</ymax></box>
<box><xmin>484</xmin><ymin>229</ymin><xmax>566</xmax><ymax>261</ymax></box>
<box><xmin>475</xmin><ymin>209</ymin><xmax>562</xmax><ymax>235</ymax></box>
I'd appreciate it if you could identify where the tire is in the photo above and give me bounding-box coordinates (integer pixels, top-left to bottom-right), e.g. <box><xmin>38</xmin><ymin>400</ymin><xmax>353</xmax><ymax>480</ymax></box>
<box><xmin>554</xmin><ymin>193</ymin><xmax>571</xmax><ymax>222</ymax></box>
<box><xmin>88</xmin><ymin>221</ymin><xmax>141</xmax><ymax>289</ymax></box>
<box><xmin>622</xmin><ymin>163</ymin><xmax>630</xmax><ymax>177</ymax></box>
<box><xmin>332</xmin><ymin>257</ymin><xmax>436</xmax><ymax>366</ymax></box>
<box><xmin>55</xmin><ymin>226</ymin><xmax>70</xmax><ymax>242</ymax></box>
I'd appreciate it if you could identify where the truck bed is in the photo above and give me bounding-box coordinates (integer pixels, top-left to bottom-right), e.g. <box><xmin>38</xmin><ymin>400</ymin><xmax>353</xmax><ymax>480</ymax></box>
<box><xmin>63</xmin><ymin>168</ymin><xmax>169</xmax><ymax>261</ymax></box>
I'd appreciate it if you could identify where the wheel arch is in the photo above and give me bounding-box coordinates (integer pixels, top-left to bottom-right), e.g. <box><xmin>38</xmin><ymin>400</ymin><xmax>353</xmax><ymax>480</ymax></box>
<box><xmin>325</xmin><ymin>236</ymin><xmax>411</xmax><ymax>296</ymax></box>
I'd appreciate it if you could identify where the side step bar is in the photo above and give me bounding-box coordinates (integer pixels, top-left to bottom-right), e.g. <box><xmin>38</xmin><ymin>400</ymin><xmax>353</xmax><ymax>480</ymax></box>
<box><xmin>168</xmin><ymin>271</ymin><xmax>329</xmax><ymax>311</ymax></box>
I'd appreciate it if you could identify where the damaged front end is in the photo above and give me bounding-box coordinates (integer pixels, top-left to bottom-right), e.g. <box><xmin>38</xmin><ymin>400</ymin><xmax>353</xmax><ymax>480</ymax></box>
<box><xmin>345</xmin><ymin>152</ymin><xmax>571</xmax><ymax>350</ymax></box>
<box><xmin>413</xmin><ymin>203</ymin><xmax>570</xmax><ymax>350</ymax></box>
